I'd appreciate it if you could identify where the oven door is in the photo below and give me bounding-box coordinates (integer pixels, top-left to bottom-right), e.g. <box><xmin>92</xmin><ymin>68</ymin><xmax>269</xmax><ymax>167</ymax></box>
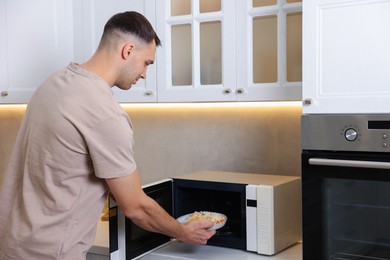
<box><xmin>302</xmin><ymin>150</ymin><xmax>390</xmax><ymax>260</ymax></box>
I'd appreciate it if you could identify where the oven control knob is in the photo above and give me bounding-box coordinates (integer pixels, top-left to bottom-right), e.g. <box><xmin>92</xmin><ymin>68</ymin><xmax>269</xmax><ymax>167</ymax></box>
<box><xmin>345</xmin><ymin>128</ymin><xmax>358</xmax><ymax>141</ymax></box>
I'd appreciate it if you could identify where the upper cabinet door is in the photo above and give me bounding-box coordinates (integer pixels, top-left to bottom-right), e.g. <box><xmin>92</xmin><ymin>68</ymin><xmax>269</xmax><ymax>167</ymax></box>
<box><xmin>74</xmin><ymin>0</ymin><xmax>158</xmax><ymax>103</ymax></box>
<box><xmin>156</xmin><ymin>0</ymin><xmax>302</xmax><ymax>102</ymax></box>
<box><xmin>303</xmin><ymin>0</ymin><xmax>390</xmax><ymax>114</ymax></box>
<box><xmin>236</xmin><ymin>0</ymin><xmax>302</xmax><ymax>101</ymax></box>
<box><xmin>0</xmin><ymin>0</ymin><xmax>74</xmax><ymax>103</ymax></box>
<box><xmin>156</xmin><ymin>0</ymin><xmax>237</xmax><ymax>102</ymax></box>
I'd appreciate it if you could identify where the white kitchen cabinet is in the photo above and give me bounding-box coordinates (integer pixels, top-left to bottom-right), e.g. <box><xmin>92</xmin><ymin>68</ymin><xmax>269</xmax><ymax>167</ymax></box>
<box><xmin>302</xmin><ymin>0</ymin><xmax>390</xmax><ymax>114</ymax></box>
<box><xmin>1</xmin><ymin>0</ymin><xmax>303</xmax><ymax>104</ymax></box>
<box><xmin>74</xmin><ymin>0</ymin><xmax>158</xmax><ymax>103</ymax></box>
<box><xmin>236</xmin><ymin>0</ymin><xmax>302</xmax><ymax>102</ymax></box>
<box><xmin>0</xmin><ymin>0</ymin><xmax>74</xmax><ymax>103</ymax></box>
<box><xmin>156</xmin><ymin>0</ymin><xmax>236</xmax><ymax>102</ymax></box>
<box><xmin>0</xmin><ymin>0</ymin><xmax>157</xmax><ymax>104</ymax></box>
<box><xmin>156</xmin><ymin>0</ymin><xmax>302</xmax><ymax>102</ymax></box>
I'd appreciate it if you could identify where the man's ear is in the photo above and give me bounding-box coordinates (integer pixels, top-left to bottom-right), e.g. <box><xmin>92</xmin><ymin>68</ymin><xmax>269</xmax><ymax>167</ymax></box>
<box><xmin>121</xmin><ymin>43</ymin><xmax>134</xmax><ymax>60</ymax></box>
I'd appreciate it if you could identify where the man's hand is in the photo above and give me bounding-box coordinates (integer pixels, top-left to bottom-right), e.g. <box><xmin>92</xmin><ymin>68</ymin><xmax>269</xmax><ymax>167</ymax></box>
<box><xmin>177</xmin><ymin>221</ymin><xmax>216</xmax><ymax>245</ymax></box>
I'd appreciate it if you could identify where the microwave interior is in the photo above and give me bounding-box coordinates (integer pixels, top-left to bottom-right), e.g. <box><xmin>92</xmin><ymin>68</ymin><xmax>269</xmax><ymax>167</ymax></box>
<box><xmin>172</xmin><ymin>178</ymin><xmax>247</xmax><ymax>250</ymax></box>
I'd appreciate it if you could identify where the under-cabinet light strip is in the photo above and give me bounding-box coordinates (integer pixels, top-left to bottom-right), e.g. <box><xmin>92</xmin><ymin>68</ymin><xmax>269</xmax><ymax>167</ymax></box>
<box><xmin>0</xmin><ymin>101</ymin><xmax>302</xmax><ymax>110</ymax></box>
<box><xmin>120</xmin><ymin>101</ymin><xmax>302</xmax><ymax>108</ymax></box>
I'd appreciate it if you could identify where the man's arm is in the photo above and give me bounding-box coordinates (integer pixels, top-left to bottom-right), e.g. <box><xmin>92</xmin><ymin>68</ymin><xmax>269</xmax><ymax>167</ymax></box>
<box><xmin>105</xmin><ymin>170</ymin><xmax>215</xmax><ymax>245</ymax></box>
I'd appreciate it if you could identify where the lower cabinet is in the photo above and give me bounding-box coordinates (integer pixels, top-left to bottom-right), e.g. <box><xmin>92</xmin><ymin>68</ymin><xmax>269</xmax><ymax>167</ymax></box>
<box><xmin>86</xmin><ymin>253</ymin><xmax>109</xmax><ymax>260</ymax></box>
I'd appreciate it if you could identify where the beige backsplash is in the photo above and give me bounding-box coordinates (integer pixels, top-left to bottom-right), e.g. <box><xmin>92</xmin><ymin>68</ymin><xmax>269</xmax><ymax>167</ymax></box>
<box><xmin>0</xmin><ymin>103</ymin><xmax>302</xmax><ymax>186</ymax></box>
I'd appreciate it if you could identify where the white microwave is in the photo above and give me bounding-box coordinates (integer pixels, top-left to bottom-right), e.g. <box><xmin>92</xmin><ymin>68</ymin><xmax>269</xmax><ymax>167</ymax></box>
<box><xmin>109</xmin><ymin>171</ymin><xmax>301</xmax><ymax>259</ymax></box>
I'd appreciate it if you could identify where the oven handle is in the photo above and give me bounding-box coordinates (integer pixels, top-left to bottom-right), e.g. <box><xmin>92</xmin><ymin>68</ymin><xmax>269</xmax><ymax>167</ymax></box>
<box><xmin>309</xmin><ymin>158</ymin><xmax>390</xmax><ymax>169</ymax></box>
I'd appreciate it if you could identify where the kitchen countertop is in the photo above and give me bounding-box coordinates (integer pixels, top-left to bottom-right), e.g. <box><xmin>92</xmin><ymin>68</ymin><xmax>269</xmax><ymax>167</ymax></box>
<box><xmin>138</xmin><ymin>240</ymin><xmax>302</xmax><ymax>260</ymax></box>
<box><xmin>90</xmin><ymin>218</ymin><xmax>302</xmax><ymax>259</ymax></box>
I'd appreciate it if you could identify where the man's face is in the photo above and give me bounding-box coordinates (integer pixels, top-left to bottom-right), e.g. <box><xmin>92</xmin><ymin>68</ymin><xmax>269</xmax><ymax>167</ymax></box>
<box><xmin>116</xmin><ymin>41</ymin><xmax>156</xmax><ymax>91</ymax></box>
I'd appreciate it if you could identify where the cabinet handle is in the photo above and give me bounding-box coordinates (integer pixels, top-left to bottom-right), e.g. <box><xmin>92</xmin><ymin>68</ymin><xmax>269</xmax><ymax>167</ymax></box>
<box><xmin>303</xmin><ymin>98</ymin><xmax>313</xmax><ymax>105</ymax></box>
<box><xmin>236</xmin><ymin>88</ymin><xmax>244</xmax><ymax>94</ymax></box>
<box><xmin>1</xmin><ymin>91</ymin><xmax>8</xmax><ymax>97</ymax></box>
<box><xmin>223</xmin><ymin>88</ymin><xmax>232</xmax><ymax>94</ymax></box>
<box><xmin>145</xmin><ymin>90</ymin><xmax>153</xmax><ymax>96</ymax></box>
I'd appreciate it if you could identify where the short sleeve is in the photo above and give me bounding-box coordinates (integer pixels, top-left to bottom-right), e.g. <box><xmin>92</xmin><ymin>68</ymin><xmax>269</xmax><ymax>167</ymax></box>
<box><xmin>84</xmin><ymin>114</ymin><xmax>137</xmax><ymax>178</ymax></box>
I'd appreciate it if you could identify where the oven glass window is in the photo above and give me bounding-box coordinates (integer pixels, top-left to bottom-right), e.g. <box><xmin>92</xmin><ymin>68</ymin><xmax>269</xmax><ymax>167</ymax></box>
<box><xmin>324</xmin><ymin>178</ymin><xmax>390</xmax><ymax>260</ymax></box>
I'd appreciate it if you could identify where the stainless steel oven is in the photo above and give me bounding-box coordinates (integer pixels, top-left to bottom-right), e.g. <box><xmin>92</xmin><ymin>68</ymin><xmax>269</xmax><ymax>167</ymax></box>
<box><xmin>302</xmin><ymin>114</ymin><xmax>390</xmax><ymax>260</ymax></box>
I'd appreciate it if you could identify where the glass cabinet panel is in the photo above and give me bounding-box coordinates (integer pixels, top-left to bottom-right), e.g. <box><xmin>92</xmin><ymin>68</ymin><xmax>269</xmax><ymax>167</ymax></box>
<box><xmin>253</xmin><ymin>15</ymin><xmax>277</xmax><ymax>83</ymax></box>
<box><xmin>286</xmin><ymin>12</ymin><xmax>302</xmax><ymax>82</ymax></box>
<box><xmin>171</xmin><ymin>0</ymin><xmax>191</xmax><ymax>16</ymax></box>
<box><xmin>200</xmin><ymin>0</ymin><xmax>221</xmax><ymax>13</ymax></box>
<box><xmin>200</xmin><ymin>21</ymin><xmax>222</xmax><ymax>85</ymax></box>
<box><xmin>171</xmin><ymin>24</ymin><xmax>192</xmax><ymax>86</ymax></box>
<box><xmin>252</xmin><ymin>0</ymin><xmax>276</xmax><ymax>7</ymax></box>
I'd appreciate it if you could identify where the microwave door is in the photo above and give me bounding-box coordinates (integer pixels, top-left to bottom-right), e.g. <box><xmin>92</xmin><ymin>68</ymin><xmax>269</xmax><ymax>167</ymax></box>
<box><xmin>109</xmin><ymin>179</ymin><xmax>174</xmax><ymax>260</ymax></box>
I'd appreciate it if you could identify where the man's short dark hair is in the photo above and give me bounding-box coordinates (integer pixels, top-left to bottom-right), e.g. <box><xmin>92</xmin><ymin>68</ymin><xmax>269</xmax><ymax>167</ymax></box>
<box><xmin>103</xmin><ymin>11</ymin><xmax>161</xmax><ymax>46</ymax></box>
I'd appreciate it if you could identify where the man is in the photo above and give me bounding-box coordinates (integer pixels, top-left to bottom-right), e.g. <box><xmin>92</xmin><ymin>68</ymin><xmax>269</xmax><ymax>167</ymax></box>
<box><xmin>0</xmin><ymin>11</ymin><xmax>215</xmax><ymax>260</ymax></box>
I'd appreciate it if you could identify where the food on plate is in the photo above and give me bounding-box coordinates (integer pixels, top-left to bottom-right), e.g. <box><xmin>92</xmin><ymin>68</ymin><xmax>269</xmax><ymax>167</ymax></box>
<box><xmin>184</xmin><ymin>211</ymin><xmax>226</xmax><ymax>225</ymax></box>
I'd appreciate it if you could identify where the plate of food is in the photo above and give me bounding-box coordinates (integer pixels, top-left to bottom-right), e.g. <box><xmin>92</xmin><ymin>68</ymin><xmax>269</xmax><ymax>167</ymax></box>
<box><xmin>177</xmin><ymin>211</ymin><xmax>227</xmax><ymax>230</ymax></box>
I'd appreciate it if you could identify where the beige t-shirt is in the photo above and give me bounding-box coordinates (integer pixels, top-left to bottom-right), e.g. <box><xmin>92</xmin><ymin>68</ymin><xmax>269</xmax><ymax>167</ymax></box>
<box><xmin>0</xmin><ymin>63</ymin><xmax>137</xmax><ymax>260</ymax></box>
